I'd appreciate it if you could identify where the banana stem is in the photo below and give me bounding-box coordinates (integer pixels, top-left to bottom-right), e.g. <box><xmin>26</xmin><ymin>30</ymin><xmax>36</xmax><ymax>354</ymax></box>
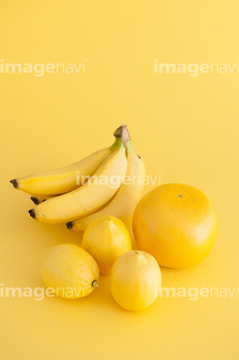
<box><xmin>110</xmin><ymin>137</ymin><xmax>119</xmax><ymax>151</ymax></box>
<box><xmin>114</xmin><ymin>125</ymin><xmax>131</xmax><ymax>147</ymax></box>
<box><xmin>114</xmin><ymin>125</ymin><xmax>127</xmax><ymax>138</ymax></box>
<box><xmin>126</xmin><ymin>141</ymin><xmax>134</xmax><ymax>154</ymax></box>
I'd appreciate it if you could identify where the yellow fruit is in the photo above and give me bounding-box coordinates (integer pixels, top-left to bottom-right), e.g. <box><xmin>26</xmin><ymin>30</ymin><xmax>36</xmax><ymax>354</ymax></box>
<box><xmin>41</xmin><ymin>244</ymin><xmax>100</xmax><ymax>299</ymax></box>
<box><xmin>111</xmin><ymin>250</ymin><xmax>162</xmax><ymax>311</ymax></box>
<box><xmin>82</xmin><ymin>215</ymin><xmax>132</xmax><ymax>275</ymax></box>
<box><xmin>30</xmin><ymin>136</ymin><xmax>127</xmax><ymax>224</ymax></box>
<box><xmin>68</xmin><ymin>140</ymin><xmax>145</xmax><ymax>233</ymax></box>
<box><xmin>133</xmin><ymin>183</ymin><xmax>219</xmax><ymax>269</ymax></box>
<box><xmin>10</xmin><ymin>140</ymin><xmax>117</xmax><ymax>195</ymax></box>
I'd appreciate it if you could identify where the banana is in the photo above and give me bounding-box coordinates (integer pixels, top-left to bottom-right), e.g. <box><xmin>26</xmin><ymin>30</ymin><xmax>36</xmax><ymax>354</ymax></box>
<box><xmin>30</xmin><ymin>194</ymin><xmax>55</xmax><ymax>205</ymax></box>
<box><xmin>28</xmin><ymin>129</ymin><xmax>128</xmax><ymax>224</ymax></box>
<box><xmin>67</xmin><ymin>140</ymin><xmax>145</xmax><ymax>232</ymax></box>
<box><xmin>10</xmin><ymin>138</ymin><xmax>119</xmax><ymax>196</ymax></box>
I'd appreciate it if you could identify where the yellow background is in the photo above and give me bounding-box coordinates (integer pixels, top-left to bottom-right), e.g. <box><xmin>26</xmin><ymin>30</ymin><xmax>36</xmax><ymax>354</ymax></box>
<box><xmin>1</xmin><ymin>1</ymin><xmax>239</xmax><ymax>359</ymax></box>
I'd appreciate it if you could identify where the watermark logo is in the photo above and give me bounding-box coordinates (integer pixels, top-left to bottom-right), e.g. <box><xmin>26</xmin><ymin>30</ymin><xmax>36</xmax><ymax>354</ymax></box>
<box><xmin>0</xmin><ymin>59</ymin><xmax>87</xmax><ymax>77</ymax></box>
<box><xmin>76</xmin><ymin>172</ymin><xmax>164</xmax><ymax>188</ymax></box>
<box><xmin>1</xmin><ymin>284</ymin><xmax>238</xmax><ymax>301</ymax></box>
<box><xmin>154</xmin><ymin>59</ymin><xmax>239</xmax><ymax>77</ymax></box>
<box><xmin>158</xmin><ymin>286</ymin><xmax>239</xmax><ymax>301</ymax></box>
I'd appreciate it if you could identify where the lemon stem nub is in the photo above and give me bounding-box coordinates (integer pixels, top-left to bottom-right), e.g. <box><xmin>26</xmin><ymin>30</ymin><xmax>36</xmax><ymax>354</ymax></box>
<box><xmin>92</xmin><ymin>280</ymin><xmax>98</xmax><ymax>287</ymax></box>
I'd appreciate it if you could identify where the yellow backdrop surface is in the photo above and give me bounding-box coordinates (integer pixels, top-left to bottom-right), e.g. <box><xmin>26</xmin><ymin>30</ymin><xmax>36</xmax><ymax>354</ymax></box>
<box><xmin>0</xmin><ymin>1</ymin><xmax>239</xmax><ymax>359</ymax></box>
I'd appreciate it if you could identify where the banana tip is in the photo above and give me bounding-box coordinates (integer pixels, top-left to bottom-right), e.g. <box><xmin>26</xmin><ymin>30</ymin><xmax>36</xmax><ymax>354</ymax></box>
<box><xmin>28</xmin><ymin>209</ymin><xmax>36</xmax><ymax>219</ymax></box>
<box><xmin>66</xmin><ymin>222</ymin><xmax>73</xmax><ymax>230</ymax></box>
<box><xmin>10</xmin><ymin>179</ymin><xmax>18</xmax><ymax>189</ymax></box>
<box><xmin>30</xmin><ymin>197</ymin><xmax>39</xmax><ymax>205</ymax></box>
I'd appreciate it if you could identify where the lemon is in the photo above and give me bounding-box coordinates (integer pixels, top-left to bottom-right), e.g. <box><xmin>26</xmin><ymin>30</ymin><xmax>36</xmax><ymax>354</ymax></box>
<box><xmin>133</xmin><ymin>183</ymin><xmax>219</xmax><ymax>269</ymax></box>
<box><xmin>41</xmin><ymin>243</ymin><xmax>100</xmax><ymax>299</ymax></box>
<box><xmin>111</xmin><ymin>250</ymin><xmax>162</xmax><ymax>311</ymax></box>
<box><xmin>82</xmin><ymin>215</ymin><xmax>132</xmax><ymax>275</ymax></box>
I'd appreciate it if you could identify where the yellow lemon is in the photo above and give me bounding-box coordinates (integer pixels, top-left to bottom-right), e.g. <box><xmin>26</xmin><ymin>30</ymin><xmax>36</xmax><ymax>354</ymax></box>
<box><xmin>133</xmin><ymin>183</ymin><xmax>219</xmax><ymax>269</ymax></box>
<box><xmin>82</xmin><ymin>215</ymin><xmax>132</xmax><ymax>275</ymax></box>
<box><xmin>41</xmin><ymin>243</ymin><xmax>99</xmax><ymax>299</ymax></box>
<box><xmin>111</xmin><ymin>250</ymin><xmax>162</xmax><ymax>311</ymax></box>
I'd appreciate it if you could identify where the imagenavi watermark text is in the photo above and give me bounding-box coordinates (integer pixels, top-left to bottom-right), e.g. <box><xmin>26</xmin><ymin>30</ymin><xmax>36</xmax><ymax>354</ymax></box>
<box><xmin>1</xmin><ymin>284</ymin><xmax>239</xmax><ymax>301</ymax></box>
<box><xmin>0</xmin><ymin>59</ymin><xmax>87</xmax><ymax>77</ymax></box>
<box><xmin>154</xmin><ymin>59</ymin><xmax>239</xmax><ymax>77</ymax></box>
<box><xmin>76</xmin><ymin>172</ymin><xmax>164</xmax><ymax>188</ymax></box>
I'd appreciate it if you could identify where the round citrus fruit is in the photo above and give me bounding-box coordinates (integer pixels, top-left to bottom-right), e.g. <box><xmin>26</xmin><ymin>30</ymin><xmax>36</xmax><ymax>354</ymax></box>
<box><xmin>82</xmin><ymin>215</ymin><xmax>132</xmax><ymax>275</ymax></box>
<box><xmin>111</xmin><ymin>250</ymin><xmax>162</xmax><ymax>311</ymax></box>
<box><xmin>41</xmin><ymin>243</ymin><xmax>100</xmax><ymax>299</ymax></box>
<box><xmin>133</xmin><ymin>183</ymin><xmax>219</xmax><ymax>269</ymax></box>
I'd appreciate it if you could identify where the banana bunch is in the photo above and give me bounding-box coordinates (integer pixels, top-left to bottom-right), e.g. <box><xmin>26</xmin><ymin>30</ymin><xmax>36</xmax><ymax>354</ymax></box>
<box><xmin>10</xmin><ymin>125</ymin><xmax>145</xmax><ymax>230</ymax></box>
